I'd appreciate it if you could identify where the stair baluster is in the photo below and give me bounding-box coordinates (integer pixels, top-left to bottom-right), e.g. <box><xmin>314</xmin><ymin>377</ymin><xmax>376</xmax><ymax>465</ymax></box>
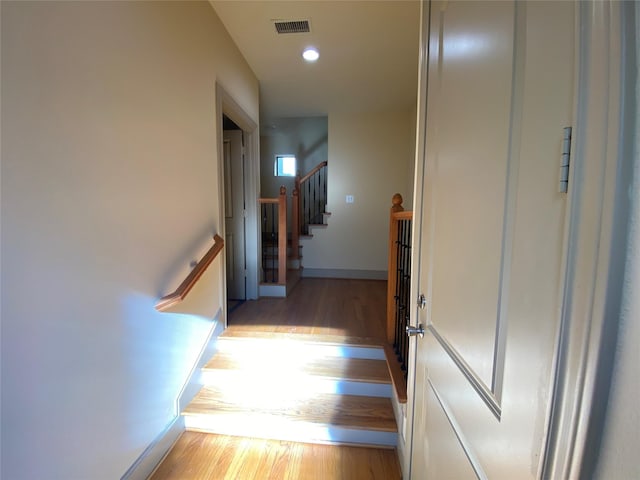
<box><xmin>386</xmin><ymin>193</ymin><xmax>413</xmax><ymax>388</ymax></box>
<box><xmin>259</xmin><ymin>186</ymin><xmax>287</xmax><ymax>285</ymax></box>
<box><xmin>295</xmin><ymin>161</ymin><xmax>328</xmax><ymax>236</ymax></box>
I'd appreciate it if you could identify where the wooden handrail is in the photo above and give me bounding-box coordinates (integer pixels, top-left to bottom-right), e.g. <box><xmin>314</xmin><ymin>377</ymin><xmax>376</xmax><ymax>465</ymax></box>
<box><xmin>156</xmin><ymin>234</ymin><xmax>224</xmax><ymax>312</ymax></box>
<box><xmin>298</xmin><ymin>161</ymin><xmax>328</xmax><ymax>185</ymax></box>
<box><xmin>393</xmin><ymin>210</ymin><xmax>413</xmax><ymax>221</ymax></box>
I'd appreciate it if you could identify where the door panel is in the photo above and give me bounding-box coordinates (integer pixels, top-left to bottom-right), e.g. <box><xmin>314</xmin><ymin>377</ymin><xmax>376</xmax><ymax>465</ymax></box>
<box><xmin>429</xmin><ymin>0</ymin><xmax>514</xmax><ymax>391</ymax></box>
<box><xmin>424</xmin><ymin>380</ymin><xmax>480</xmax><ymax>479</ymax></box>
<box><xmin>224</xmin><ymin>130</ymin><xmax>246</xmax><ymax>300</ymax></box>
<box><xmin>410</xmin><ymin>1</ymin><xmax>574</xmax><ymax>478</ymax></box>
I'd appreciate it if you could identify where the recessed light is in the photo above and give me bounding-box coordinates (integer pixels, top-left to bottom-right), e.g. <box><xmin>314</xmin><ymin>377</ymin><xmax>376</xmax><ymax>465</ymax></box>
<box><xmin>302</xmin><ymin>47</ymin><xmax>319</xmax><ymax>62</ymax></box>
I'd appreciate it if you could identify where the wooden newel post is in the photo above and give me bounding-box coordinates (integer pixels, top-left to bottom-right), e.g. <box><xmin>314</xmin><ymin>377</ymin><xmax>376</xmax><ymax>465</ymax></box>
<box><xmin>278</xmin><ymin>186</ymin><xmax>287</xmax><ymax>284</ymax></box>
<box><xmin>391</xmin><ymin>193</ymin><xmax>404</xmax><ymax>214</ymax></box>
<box><xmin>387</xmin><ymin>193</ymin><xmax>404</xmax><ymax>344</ymax></box>
<box><xmin>291</xmin><ymin>187</ymin><xmax>300</xmax><ymax>260</ymax></box>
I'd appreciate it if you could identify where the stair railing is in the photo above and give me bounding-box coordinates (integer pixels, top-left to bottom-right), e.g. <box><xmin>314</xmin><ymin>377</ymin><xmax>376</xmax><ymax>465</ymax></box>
<box><xmin>156</xmin><ymin>234</ymin><xmax>224</xmax><ymax>311</ymax></box>
<box><xmin>259</xmin><ymin>186</ymin><xmax>287</xmax><ymax>284</ymax></box>
<box><xmin>387</xmin><ymin>193</ymin><xmax>413</xmax><ymax>383</ymax></box>
<box><xmin>291</xmin><ymin>186</ymin><xmax>300</xmax><ymax>260</ymax></box>
<box><xmin>295</xmin><ymin>161</ymin><xmax>328</xmax><ymax>236</ymax></box>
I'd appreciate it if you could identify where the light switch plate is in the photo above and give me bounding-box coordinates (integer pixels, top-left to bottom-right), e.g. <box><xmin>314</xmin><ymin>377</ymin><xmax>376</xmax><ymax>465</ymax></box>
<box><xmin>346</xmin><ymin>195</ymin><xmax>354</xmax><ymax>204</ymax></box>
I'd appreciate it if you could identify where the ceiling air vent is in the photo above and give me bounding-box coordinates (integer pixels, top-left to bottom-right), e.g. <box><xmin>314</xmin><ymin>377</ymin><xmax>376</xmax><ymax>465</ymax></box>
<box><xmin>273</xmin><ymin>20</ymin><xmax>310</xmax><ymax>34</ymax></box>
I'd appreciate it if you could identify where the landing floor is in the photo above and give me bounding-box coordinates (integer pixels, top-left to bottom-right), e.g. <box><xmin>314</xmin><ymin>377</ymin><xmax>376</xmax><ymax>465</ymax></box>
<box><xmin>228</xmin><ymin>278</ymin><xmax>388</xmax><ymax>340</ymax></box>
<box><xmin>150</xmin><ymin>432</ymin><xmax>401</xmax><ymax>480</ymax></box>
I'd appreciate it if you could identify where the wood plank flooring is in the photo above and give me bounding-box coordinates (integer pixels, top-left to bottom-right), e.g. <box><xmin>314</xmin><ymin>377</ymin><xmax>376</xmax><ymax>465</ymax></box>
<box><xmin>150</xmin><ymin>432</ymin><xmax>402</xmax><ymax>480</ymax></box>
<box><xmin>228</xmin><ymin>278</ymin><xmax>388</xmax><ymax>340</ymax></box>
<box><xmin>204</xmin><ymin>352</ymin><xmax>391</xmax><ymax>384</ymax></box>
<box><xmin>183</xmin><ymin>387</ymin><xmax>397</xmax><ymax>432</ymax></box>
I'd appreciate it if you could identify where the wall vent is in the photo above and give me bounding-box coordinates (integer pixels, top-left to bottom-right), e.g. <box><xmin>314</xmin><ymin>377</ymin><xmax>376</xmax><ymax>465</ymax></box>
<box><xmin>273</xmin><ymin>20</ymin><xmax>311</xmax><ymax>34</ymax></box>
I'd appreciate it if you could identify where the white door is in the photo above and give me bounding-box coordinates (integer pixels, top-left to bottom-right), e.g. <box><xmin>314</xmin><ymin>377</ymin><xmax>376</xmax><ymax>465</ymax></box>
<box><xmin>409</xmin><ymin>1</ymin><xmax>575</xmax><ymax>478</ymax></box>
<box><xmin>224</xmin><ymin>129</ymin><xmax>246</xmax><ymax>300</ymax></box>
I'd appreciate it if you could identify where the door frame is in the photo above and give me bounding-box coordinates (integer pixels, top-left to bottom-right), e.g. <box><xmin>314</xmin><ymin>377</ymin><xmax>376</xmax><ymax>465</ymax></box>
<box><xmin>216</xmin><ymin>83</ymin><xmax>260</xmax><ymax>324</ymax></box>
<box><xmin>222</xmin><ymin>128</ymin><xmax>246</xmax><ymax>301</ymax></box>
<box><xmin>403</xmin><ymin>0</ymin><xmax>430</xmax><ymax>476</ymax></box>
<box><xmin>541</xmin><ymin>1</ymin><xmax>635</xmax><ymax>477</ymax></box>
<box><xmin>405</xmin><ymin>1</ymin><xmax>634</xmax><ymax>477</ymax></box>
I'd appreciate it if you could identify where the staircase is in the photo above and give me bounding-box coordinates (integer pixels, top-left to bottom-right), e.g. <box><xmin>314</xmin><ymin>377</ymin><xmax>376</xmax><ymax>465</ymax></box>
<box><xmin>259</xmin><ymin>161</ymin><xmax>329</xmax><ymax>297</ymax></box>
<box><xmin>181</xmin><ymin>329</ymin><xmax>398</xmax><ymax>448</ymax></box>
<box><xmin>259</xmin><ymin>237</ymin><xmax>303</xmax><ymax>297</ymax></box>
<box><xmin>300</xmin><ymin>211</ymin><xmax>332</xmax><ymax>239</ymax></box>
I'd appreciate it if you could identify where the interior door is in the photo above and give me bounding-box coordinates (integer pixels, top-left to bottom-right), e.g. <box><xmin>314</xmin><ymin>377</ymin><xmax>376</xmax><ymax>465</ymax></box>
<box><xmin>409</xmin><ymin>1</ymin><xmax>574</xmax><ymax>478</ymax></box>
<box><xmin>224</xmin><ymin>129</ymin><xmax>246</xmax><ymax>301</ymax></box>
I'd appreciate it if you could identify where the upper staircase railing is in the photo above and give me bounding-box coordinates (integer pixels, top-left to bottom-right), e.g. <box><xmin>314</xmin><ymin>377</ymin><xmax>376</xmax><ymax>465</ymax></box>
<box><xmin>386</xmin><ymin>193</ymin><xmax>413</xmax><ymax>398</ymax></box>
<box><xmin>156</xmin><ymin>234</ymin><xmax>224</xmax><ymax>311</ymax></box>
<box><xmin>295</xmin><ymin>161</ymin><xmax>328</xmax><ymax>236</ymax></box>
<box><xmin>259</xmin><ymin>186</ymin><xmax>287</xmax><ymax>284</ymax></box>
<box><xmin>258</xmin><ymin>162</ymin><xmax>326</xmax><ymax>289</ymax></box>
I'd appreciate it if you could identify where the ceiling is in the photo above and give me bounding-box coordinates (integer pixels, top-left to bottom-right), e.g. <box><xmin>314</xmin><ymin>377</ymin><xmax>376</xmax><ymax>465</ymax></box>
<box><xmin>211</xmin><ymin>1</ymin><xmax>421</xmax><ymax>127</ymax></box>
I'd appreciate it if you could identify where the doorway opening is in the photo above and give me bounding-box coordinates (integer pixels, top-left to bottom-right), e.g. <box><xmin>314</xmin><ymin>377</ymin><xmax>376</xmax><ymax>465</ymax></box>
<box><xmin>222</xmin><ymin>114</ymin><xmax>246</xmax><ymax>312</ymax></box>
<box><xmin>216</xmin><ymin>84</ymin><xmax>259</xmax><ymax>323</ymax></box>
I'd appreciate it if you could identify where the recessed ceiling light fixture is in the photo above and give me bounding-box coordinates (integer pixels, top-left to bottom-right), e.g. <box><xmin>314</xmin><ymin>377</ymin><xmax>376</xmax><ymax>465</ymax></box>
<box><xmin>302</xmin><ymin>47</ymin><xmax>319</xmax><ymax>62</ymax></box>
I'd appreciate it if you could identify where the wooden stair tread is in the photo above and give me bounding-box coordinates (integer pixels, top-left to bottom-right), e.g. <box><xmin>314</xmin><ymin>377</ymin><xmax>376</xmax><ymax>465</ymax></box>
<box><xmin>204</xmin><ymin>352</ymin><xmax>391</xmax><ymax>384</ymax></box>
<box><xmin>183</xmin><ymin>387</ymin><xmax>397</xmax><ymax>432</ymax></box>
<box><xmin>149</xmin><ymin>432</ymin><xmax>401</xmax><ymax>480</ymax></box>
<box><xmin>220</xmin><ymin>328</ymin><xmax>385</xmax><ymax>348</ymax></box>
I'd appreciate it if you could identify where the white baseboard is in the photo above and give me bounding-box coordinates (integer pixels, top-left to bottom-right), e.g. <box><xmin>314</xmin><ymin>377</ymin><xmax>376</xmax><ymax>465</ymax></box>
<box><xmin>121</xmin><ymin>310</ymin><xmax>225</xmax><ymax>480</ymax></box>
<box><xmin>177</xmin><ymin>313</ymin><xmax>225</xmax><ymax>413</ymax></box>
<box><xmin>258</xmin><ymin>283</ymin><xmax>286</xmax><ymax>297</ymax></box>
<box><xmin>391</xmin><ymin>387</ymin><xmax>408</xmax><ymax>479</ymax></box>
<box><xmin>301</xmin><ymin>268</ymin><xmax>387</xmax><ymax>280</ymax></box>
<box><xmin>120</xmin><ymin>415</ymin><xmax>185</xmax><ymax>480</ymax></box>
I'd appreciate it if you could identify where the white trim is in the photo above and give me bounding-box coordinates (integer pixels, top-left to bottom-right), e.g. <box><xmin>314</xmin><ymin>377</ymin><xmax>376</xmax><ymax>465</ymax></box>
<box><xmin>176</xmin><ymin>312</ymin><xmax>225</xmax><ymax>413</ymax></box>
<box><xmin>121</xmin><ymin>311</ymin><xmax>225</xmax><ymax>479</ymax></box>
<box><xmin>301</xmin><ymin>268</ymin><xmax>387</xmax><ymax>280</ymax></box>
<box><xmin>258</xmin><ymin>283</ymin><xmax>287</xmax><ymax>297</ymax></box>
<box><xmin>120</xmin><ymin>416</ymin><xmax>185</xmax><ymax>480</ymax></box>
<box><xmin>216</xmin><ymin>83</ymin><xmax>260</xmax><ymax>304</ymax></box>
<box><xmin>542</xmin><ymin>1</ymin><xmax>632</xmax><ymax>477</ymax></box>
<box><xmin>405</xmin><ymin>1</ymin><xmax>431</xmax><ymax>478</ymax></box>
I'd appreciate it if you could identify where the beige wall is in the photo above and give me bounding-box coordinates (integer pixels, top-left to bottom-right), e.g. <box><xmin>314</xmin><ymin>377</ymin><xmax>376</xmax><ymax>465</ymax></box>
<box><xmin>260</xmin><ymin>117</ymin><xmax>328</xmax><ymax>232</ymax></box>
<box><xmin>1</xmin><ymin>2</ymin><xmax>258</xmax><ymax>478</ymax></box>
<box><xmin>302</xmin><ymin>110</ymin><xmax>415</xmax><ymax>275</ymax></box>
<box><xmin>260</xmin><ymin>116</ymin><xmax>328</xmax><ymax>198</ymax></box>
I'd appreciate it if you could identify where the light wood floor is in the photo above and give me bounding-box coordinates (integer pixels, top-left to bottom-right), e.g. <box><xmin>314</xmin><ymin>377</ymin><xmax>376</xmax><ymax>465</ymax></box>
<box><xmin>150</xmin><ymin>432</ymin><xmax>402</xmax><ymax>480</ymax></box>
<box><xmin>228</xmin><ymin>278</ymin><xmax>388</xmax><ymax>340</ymax></box>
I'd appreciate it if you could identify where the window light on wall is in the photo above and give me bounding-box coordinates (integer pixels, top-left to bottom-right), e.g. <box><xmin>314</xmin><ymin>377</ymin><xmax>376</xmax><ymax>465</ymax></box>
<box><xmin>274</xmin><ymin>155</ymin><xmax>297</xmax><ymax>177</ymax></box>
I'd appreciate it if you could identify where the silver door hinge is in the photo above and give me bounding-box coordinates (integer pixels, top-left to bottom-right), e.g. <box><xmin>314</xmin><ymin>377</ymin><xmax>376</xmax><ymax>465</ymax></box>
<box><xmin>559</xmin><ymin>126</ymin><xmax>572</xmax><ymax>193</ymax></box>
<box><xmin>243</xmin><ymin>209</ymin><xmax>248</xmax><ymax>218</ymax></box>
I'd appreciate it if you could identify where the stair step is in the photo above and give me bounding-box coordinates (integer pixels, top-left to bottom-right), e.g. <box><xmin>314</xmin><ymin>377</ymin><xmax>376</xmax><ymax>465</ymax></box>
<box><xmin>205</xmin><ymin>352</ymin><xmax>390</xmax><ymax>384</ymax></box>
<box><xmin>217</xmin><ymin>330</ymin><xmax>387</xmax><ymax>360</ymax></box>
<box><xmin>201</xmin><ymin>351</ymin><xmax>392</xmax><ymax>397</ymax></box>
<box><xmin>183</xmin><ymin>386</ymin><xmax>397</xmax><ymax>446</ymax></box>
